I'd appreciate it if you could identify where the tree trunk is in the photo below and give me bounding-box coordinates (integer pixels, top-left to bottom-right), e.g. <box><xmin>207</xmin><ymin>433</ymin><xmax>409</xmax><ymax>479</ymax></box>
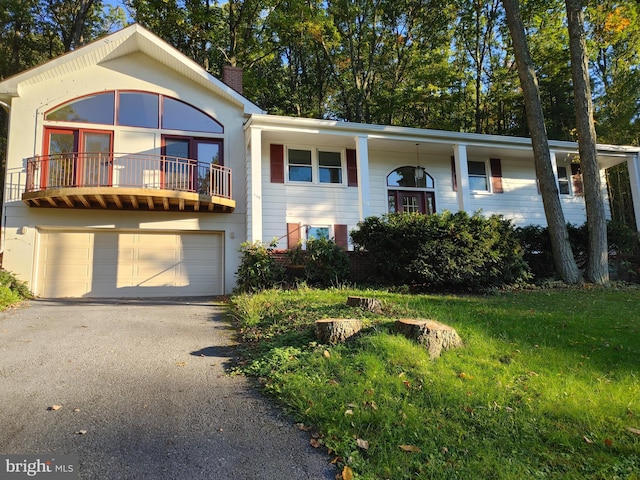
<box><xmin>565</xmin><ymin>0</ymin><xmax>609</xmax><ymax>284</ymax></box>
<box><xmin>346</xmin><ymin>296</ymin><xmax>383</xmax><ymax>314</ymax></box>
<box><xmin>502</xmin><ymin>0</ymin><xmax>582</xmax><ymax>284</ymax></box>
<box><xmin>315</xmin><ymin>318</ymin><xmax>363</xmax><ymax>344</ymax></box>
<box><xmin>395</xmin><ymin>319</ymin><xmax>463</xmax><ymax>359</ymax></box>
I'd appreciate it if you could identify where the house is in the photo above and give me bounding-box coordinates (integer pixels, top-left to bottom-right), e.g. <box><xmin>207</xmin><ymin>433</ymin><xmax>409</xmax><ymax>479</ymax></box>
<box><xmin>1</xmin><ymin>24</ymin><xmax>639</xmax><ymax>298</ymax></box>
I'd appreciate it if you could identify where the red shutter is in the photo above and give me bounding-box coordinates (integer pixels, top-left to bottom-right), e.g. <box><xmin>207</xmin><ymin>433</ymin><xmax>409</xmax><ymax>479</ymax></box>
<box><xmin>334</xmin><ymin>224</ymin><xmax>348</xmax><ymax>249</ymax></box>
<box><xmin>571</xmin><ymin>163</ymin><xmax>583</xmax><ymax>196</ymax></box>
<box><xmin>490</xmin><ymin>158</ymin><xmax>503</xmax><ymax>193</ymax></box>
<box><xmin>270</xmin><ymin>144</ymin><xmax>284</xmax><ymax>183</ymax></box>
<box><xmin>346</xmin><ymin>149</ymin><xmax>358</xmax><ymax>186</ymax></box>
<box><xmin>451</xmin><ymin>156</ymin><xmax>457</xmax><ymax>191</ymax></box>
<box><xmin>287</xmin><ymin>223</ymin><xmax>301</xmax><ymax>249</ymax></box>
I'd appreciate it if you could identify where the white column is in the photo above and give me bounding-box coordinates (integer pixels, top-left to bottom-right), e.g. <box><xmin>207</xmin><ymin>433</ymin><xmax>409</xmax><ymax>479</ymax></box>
<box><xmin>246</xmin><ymin>126</ymin><xmax>263</xmax><ymax>242</ymax></box>
<box><xmin>628</xmin><ymin>153</ymin><xmax>640</xmax><ymax>232</ymax></box>
<box><xmin>355</xmin><ymin>135</ymin><xmax>371</xmax><ymax>220</ymax></box>
<box><xmin>549</xmin><ymin>150</ymin><xmax>560</xmax><ymax>191</ymax></box>
<box><xmin>453</xmin><ymin>144</ymin><xmax>470</xmax><ymax>212</ymax></box>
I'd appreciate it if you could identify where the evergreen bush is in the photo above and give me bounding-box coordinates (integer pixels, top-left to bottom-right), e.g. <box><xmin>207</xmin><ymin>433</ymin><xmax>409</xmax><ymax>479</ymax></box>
<box><xmin>351</xmin><ymin>211</ymin><xmax>530</xmax><ymax>291</ymax></box>
<box><xmin>235</xmin><ymin>241</ymin><xmax>285</xmax><ymax>292</ymax></box>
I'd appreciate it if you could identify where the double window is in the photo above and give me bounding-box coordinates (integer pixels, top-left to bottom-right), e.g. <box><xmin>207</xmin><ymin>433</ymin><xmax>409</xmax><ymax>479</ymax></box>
<box><xmin>287</xmin><ymin>148</ymin><xmax>345</xmax><ymax>184</ymax></box>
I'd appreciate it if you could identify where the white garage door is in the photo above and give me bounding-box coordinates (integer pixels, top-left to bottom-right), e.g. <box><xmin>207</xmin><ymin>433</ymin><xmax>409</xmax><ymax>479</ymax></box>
<box><xmin>36</xmin><ymin>230</ymin><xmax>224</xmax><ymax>298</ymax></box>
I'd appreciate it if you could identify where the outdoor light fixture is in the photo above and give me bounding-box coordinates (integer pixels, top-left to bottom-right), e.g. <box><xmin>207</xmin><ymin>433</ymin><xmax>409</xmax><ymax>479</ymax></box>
<box><xmin>415</xmin><ymin>143</ymin><xmax>425</xmax><ymax>180</ymax></box>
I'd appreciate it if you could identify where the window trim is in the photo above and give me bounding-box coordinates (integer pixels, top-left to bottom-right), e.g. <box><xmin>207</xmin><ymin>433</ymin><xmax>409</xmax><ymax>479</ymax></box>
<box><xmin>285</xmin><ymin>146</ymin><xmax>347</xmax><ymax>186</ymax></box>
<box><xmin>557</xmin><ymin>165</ymin><xmax>571</xmax><ymax>195</ymax></box>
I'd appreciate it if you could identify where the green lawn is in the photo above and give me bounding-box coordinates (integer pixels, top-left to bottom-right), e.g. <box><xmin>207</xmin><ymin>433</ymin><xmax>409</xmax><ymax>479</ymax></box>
<box><xmin>230</xmin><ymin>286</ymin><xmax>640</xmax><ymax>479</ymax></box>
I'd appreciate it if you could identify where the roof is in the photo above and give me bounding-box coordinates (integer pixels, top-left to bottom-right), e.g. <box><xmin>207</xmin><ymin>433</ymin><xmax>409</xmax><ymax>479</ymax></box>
<box><xmin>0</xmin><ymin>24</ymin><xmax>264</xmax><ymax>116</ymax></box>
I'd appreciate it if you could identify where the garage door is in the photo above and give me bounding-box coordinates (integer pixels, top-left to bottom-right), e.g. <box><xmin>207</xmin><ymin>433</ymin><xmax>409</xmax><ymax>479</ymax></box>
<box><xmin>36</xmin><ymin>230</ymin><xmax>224</xmax><ymax>298</ymax></box>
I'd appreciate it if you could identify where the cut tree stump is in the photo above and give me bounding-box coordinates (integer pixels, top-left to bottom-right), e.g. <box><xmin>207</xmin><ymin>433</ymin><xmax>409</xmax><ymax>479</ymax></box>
<box><xmin>395</xmin><ymin>318</ymin><xmax>463</xmax><ymax>359</ymax></box>
<box><xmin>315</xmin><ymin>318</ymin><xmax>363</xmax><ymax>344</ymax></box>
<box><xmin>346</xmin><ymin>296</ymin><xmax>383</xmax><ymax>314</ymax></box>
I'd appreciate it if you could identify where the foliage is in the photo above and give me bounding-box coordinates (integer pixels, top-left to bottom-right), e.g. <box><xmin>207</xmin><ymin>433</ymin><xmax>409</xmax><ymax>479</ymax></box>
<box><xmin>231</xmin><ymin>286</ymin><xmax>640</xmax><ymax>480</ymax></box>
<box><xmin>350</xmin><ymin>211</ymin><xmax>530</xmax><ymax>291</ymax></box>
<box><xmin>0</xmin><ymin>269</ymin><xmax>33</xmax><ymax>310</ymax></box>
<box><xmin>303</xmin><ymin>237</ymin><xmax>350</xmax><ymax>287</ymax></box>
<box><xmin>234</xmin><ymin>241</ymin><xmax>285</xmax><ymax>293</ymax></box>
<box><xmin>517</xmin><ymin>220</ymin><xmax>640</xmax><ymax>281</ymax></box>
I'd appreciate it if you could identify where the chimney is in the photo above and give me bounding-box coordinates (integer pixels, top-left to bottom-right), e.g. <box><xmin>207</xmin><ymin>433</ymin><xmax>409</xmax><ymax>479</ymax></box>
<box><xmin>222</xmin><ymin>66</ymin><xmax>243</xmax><ymax>95</ymax></box>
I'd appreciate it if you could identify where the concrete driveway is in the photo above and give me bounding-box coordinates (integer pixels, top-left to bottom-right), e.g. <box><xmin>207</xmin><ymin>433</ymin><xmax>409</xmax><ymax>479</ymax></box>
<box><xmin>0</xmin><ymin>299</ymin><xmax>334</xmax><ymax>479</ymax></box>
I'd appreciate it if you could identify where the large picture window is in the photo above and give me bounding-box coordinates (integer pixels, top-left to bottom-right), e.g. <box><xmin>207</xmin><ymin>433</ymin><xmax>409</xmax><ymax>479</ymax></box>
<box><xmin>387</xmin><ymin>166</ymin><xmax>436</xmax><ymax>215</ymax></box>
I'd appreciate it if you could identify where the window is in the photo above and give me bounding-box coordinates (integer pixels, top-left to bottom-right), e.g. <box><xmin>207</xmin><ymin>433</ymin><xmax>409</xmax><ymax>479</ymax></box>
<box><xmin>45</xmin><ymin>92</ymin><xmax>115</xmax><ymax>125</ymax></box>
<box><xmin>45</xmin><ymin>91</ymin><xmax>223</xmax><ymax>134</ymax></box>
<box><xmin>288</xmin><ymin>149</ymin><xmax>313</xmax><ymax>182</ymax></box>
<box><xmin>319</xmin><ymin>151</ymin><xmax>342</xmax><ymax>184</ymax></box>
<box><xmin>468</xmin><ymin>160</ymin><xmax>489</xmax><ymax>191</ymax></box>
<box><xmin>118</xmin><ymin>92</ymin><xmax>159</xmax><ymax>128</ymax></box>
<box><xmin>286</xmin><ymin>148</ymin><xmax>345</xmax><ymax>184</ymax></box>
<box><xmin>307</xmin><ymin>226</ymin><xmax>330</xmax><ymax>240</ymax></box>
<box><xmin>557</xmin><ymin>166</ymin><xmax>570</xmax><ymax>194</ymax></box>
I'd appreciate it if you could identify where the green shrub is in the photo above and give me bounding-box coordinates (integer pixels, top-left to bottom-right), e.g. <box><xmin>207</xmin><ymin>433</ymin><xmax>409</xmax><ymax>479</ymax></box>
<box><xmin>516</xmin><ymin>220</ymin><xmax>640</xmax><ymax>281</ymax></box>
<box><xmin>0</xmin><ymin>269</ymin><xmax>33</xmax><ymax>310</ymax></box>
<box><xmin>235</xmin><ymin>241</ymin><xmax>285</xmax><ymax>293</ymax></box>
<box><xmin>350</xmin><ymin>211</ymin><xmax>530</xmax><ymax>291</ymax></box>
<box><xmin>303</xmin><ymin>237</ymin><xmax>350</xmax><ymax>286</ymax></box>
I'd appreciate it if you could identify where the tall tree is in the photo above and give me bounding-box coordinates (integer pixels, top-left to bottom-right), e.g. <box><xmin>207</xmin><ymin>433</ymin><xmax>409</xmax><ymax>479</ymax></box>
<box><xmin>565</xmin><ymin>0</ymin><xmax>608</xmax><ymax>283</ymax></box>
<box><xmin>502</xmin><ymin>0</ymin><xmax>582</xmax><ymax>283</ymax></box>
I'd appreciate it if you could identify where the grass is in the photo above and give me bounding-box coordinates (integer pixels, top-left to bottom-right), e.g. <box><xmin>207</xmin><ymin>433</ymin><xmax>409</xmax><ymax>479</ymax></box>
<box><xmin>230</xmin><ymin>285</ymin><xmax>640</xmax><ymax>479</ymax></box>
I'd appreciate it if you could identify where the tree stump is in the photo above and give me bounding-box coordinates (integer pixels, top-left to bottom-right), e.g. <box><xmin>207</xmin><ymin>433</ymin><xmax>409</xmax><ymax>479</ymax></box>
<box><xmin>346</xmin><ymin>296</ymin><xmax>383</xmax><ymax>314</ymax></box>
<box><xmin>315</xmin><ymin>318</ymin><xmax>363</xmax><ymax>344</ymax></box>
<box><xmin>396</xmin><ymin>318</ymin><xmax>463</xmax><ymax>359</ymax></box>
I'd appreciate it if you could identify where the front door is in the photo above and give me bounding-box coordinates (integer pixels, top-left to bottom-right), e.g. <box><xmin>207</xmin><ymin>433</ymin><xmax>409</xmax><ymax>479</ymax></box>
<box><xmin>388</xmin><ymin>190</ymin><xmax>435</xmax><ymax>214</ymax></box>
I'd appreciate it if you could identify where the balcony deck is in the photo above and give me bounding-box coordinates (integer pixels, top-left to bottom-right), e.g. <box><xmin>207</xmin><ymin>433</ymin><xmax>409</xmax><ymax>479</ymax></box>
<box><xmin>22</xmin><ymin>152</ymin><xmax>235</xmax><ymax>213</ymax></box>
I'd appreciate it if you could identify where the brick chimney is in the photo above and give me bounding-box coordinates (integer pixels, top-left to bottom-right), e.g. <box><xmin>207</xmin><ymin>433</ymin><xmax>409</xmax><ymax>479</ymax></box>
<box><xmin>222</xmin><ymin>66</ymin><xmax>243</xmax><ymax>95</ymax></box>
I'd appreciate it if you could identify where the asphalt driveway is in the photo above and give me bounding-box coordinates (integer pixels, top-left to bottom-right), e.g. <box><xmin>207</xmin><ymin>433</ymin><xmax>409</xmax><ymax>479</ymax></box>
<box><xmin>0</xmin><ymin>299</ymin><xmax>334</xmax><ymax>479</ymax></box>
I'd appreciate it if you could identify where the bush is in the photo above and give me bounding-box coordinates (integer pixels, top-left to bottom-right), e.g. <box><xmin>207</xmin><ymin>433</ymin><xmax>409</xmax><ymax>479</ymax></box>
<box><xmin>235</xmin><ymin>241</ymin><xmax>285</xmax><ymax>293</ymax></box>
<box><xmin>303</xmin><ymin>237</ymin><xmax>350</xmax><ymax>286</ymax></box>
<box><xmin>0</xmin><ymin>269</ymin><xmax>33</xmax><ymax>310</ymax></box>
<box><xmin>516</xmin><ymin>220</ymin><xmax>640</xmax><ymax>281</ymax></box>
<box><xmin>350</xmin><ymin>211</ymin><xmax>530</xmax><ymax>291</ymax></box>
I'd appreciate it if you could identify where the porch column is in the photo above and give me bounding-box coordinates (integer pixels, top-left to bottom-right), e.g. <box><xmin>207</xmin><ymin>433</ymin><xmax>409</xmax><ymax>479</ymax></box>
<box><xmin>453</xmin><ymin>144</ymin><xmax>471</xmax><ymax>212</ymax></box>
<box><xmin>628</xmin><ymin>152</ymin><xmax>640</xmax><ymax>232</ymax></box>
<box><xmin>246</xmin><ymin>126</ymin><xmax>263</xmax><ymax>242</ymax></box>
<box><xmin>355</xmin><ymin>135</ymin><xmax>371</xmax><ymax>220</ymax></box>
<box><xmin>549</xmin><ymin>150</ymin><xmax>560</xmax><ymax>191</ymax></box>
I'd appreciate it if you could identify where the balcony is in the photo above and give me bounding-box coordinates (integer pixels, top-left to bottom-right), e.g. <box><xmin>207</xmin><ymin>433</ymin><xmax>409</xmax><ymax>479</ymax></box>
<box><xmin>22</xmin><ymin>153</ymin><xmax>235</xmax><ymax>213</ymax></box>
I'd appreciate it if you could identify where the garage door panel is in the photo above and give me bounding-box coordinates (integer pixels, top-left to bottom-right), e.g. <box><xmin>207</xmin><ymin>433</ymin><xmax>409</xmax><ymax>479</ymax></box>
<box><xmin>37</xmin><ymin>230</ymin><xmax>223</xmax><ymax>298</ymax></box>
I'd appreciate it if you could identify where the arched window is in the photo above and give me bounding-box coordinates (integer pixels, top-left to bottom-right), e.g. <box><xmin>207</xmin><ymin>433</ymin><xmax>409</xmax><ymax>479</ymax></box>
<box><xmin>45</xmin><ymin>91</ymin><xmax>223</xmax><ymax>134</ymax></box>
<box><xmin>387</xmin><ymin>166</ymin><xmax>435</xmax><ymax>214</ymax></box>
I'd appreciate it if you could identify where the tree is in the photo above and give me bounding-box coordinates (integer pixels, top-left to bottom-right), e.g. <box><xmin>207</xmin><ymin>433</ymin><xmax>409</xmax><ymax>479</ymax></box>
<box><xmin>565</xmin><ymin>0</ymin><xmax>608</xmax><ymax>284</ymax></box>
<box><xmin>502</xmin><ymin>0</ymin><xmax>581</xmax><ymax>283</ymax></box>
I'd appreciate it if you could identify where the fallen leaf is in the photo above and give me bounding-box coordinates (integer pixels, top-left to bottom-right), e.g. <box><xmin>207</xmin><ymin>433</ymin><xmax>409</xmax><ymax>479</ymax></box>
<box><xmin>604</xmin><ymin>438</ymin><xmax>613</xmax><ymax>446</ymax></box>
<box><xmin>75</xmin><ymin>430</ymin><xmax>87</xmax><ymax>435</ymax></box>
<box><xmin>583</xmin><ymin>436</ymin><xmax>593</xmax><ymax>444</ymax></box>
<box><xmin>175</xmin><ymin>361</ymin><xmax>188</xmax><ymax>367</ymax></box>
<box><xmin>48</xmin><ymin>405</ymin><xmax>62</xmax><ymax>411</ymax></box>
<box><xmin>356</xmin><ymin>438</ymin><xmax>369</xmax><ymax>450</ymax></box>
<box><xmin>399</xmin><ymin>445</ymin><xmax>422</xmax><ymax>453</ymax></box>
<box><xmin>73</xmin><ymin>408</ymin><xmax>81</xmax><ymax>413</ymax></box>
<box><xmin>626</xmin><ymin>426</ymin><xmax>640</xmax><ymax>435</ymax></box>
<box><xmin>344</xmin><ymin>409</ymin><xmax>354</xmax><ymax>416</ymax></box>
<box><xmin>342</xmin><ymin>465</ymin><xmax>354</xmax><ymax>480</ymax></box>
<box><xmin>328</xmin><ymin>379</ymin><xmax>339</xmax><ymax>385</ymax></box>
<box><xmin>323</xmin><ymin>350</ymin><xmax>331</xmax><ymax>358</ymax></box>
<box><xmin>310</xmin><ymin>438</ymin><xmax>322</xmax><ymax>448</ymax></box>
